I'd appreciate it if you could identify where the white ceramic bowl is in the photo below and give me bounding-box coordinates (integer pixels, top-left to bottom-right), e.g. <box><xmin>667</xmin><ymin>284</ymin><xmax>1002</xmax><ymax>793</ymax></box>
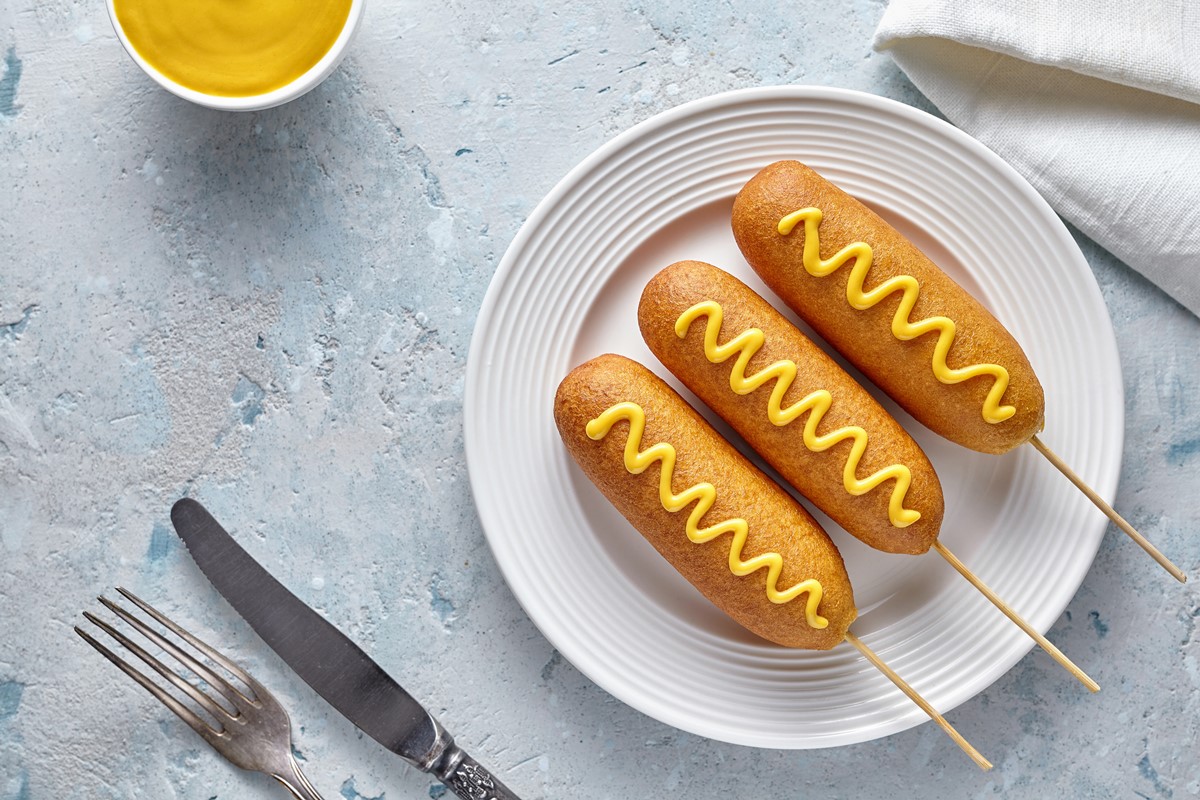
<box><xmin>106</xmin><ymin>0</ymin><xmax>364</xmax><ymax>111</ymax></box>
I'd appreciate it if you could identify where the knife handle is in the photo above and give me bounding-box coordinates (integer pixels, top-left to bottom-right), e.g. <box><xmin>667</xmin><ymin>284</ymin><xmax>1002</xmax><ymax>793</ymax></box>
<box><xmin>432</xmin><ymin>741</ymin><xmax>522</xmax><ymax>800</ymax></box>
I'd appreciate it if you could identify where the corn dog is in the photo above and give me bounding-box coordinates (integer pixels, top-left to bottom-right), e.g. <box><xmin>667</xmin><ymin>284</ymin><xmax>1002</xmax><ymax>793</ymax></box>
<box><xmin>639</xmin><ymin>260</ymin><xmax>943</xmax><ymax>555</ymax></box>
<box><xmin>637</xmin><ymin>261</ymin><xmax>1099</xmax><ymax>690</ymax></box>
<box><xmin>731</xmin><ymin>160</ymin><xmax>1185</xmax><ymax>582</ymax></box>
<box><xmin>554</xmin><ymin>354</ymin><xmax>991</xmax><ymax>768</ymax></box>
<box><xmin>732</xmin><ymin>160</ymin><xmax>1045</xmax><ymax>455</ymax></box>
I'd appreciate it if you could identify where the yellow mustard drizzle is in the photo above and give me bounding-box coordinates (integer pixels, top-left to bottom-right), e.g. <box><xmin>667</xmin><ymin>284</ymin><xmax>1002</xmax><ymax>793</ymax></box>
<box><xmin>676</xmin><ymin>301</ymin><xmax>920</xmax><ymax>528</ymax></box>
<box><xmin>777</xmin><ymin>208</ymin><xmax>1015</xmax><ymax>424</ymax></box>
<box><xmin>586</xmin><ymin>401</ymin><xmax>828</xmax><ymax>629</ymax></box>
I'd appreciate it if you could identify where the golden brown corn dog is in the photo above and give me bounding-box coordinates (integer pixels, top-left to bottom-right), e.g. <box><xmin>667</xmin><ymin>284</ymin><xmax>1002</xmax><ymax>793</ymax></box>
<box><xmin>639</xmin><ymin>260</ymin><xmax>943</xmax><ymax>555</ymax></box>
<box><xmin>637</xmin><ymin>262</ymin><xmax>1100</xmax><ymax>691</ymax></box>
<box><xmin>732</xmin><ymin>160</ymin><xmax>1045</xmax><ymax>455</ymax></box>
<box><xmin>554</xmin><ymin>353</ymin><xmax>856</xmax><ymax>649</ymax></box>
<box><xmin>555</xmin><ymin>355</ymin><xmax>994</xmax><ymax>767</ymax></box>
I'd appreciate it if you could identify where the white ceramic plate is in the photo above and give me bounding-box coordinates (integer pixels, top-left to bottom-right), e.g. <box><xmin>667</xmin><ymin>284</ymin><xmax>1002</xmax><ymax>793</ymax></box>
<box><xmin>464</xmin><ymin>86</ymin><xmax>1122</xmax><ymax>749</ymax></box>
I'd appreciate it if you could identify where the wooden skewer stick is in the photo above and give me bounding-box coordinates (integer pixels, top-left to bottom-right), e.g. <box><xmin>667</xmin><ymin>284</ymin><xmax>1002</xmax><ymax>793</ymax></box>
<box><xmin>932</xmin><ymin>540</ymin><xmax>1098</xmax><ymax>692</ymax></box>
<box><xmin>1028</xmin><ymin>435</ymin><xmax>1187</xmax><ymax>583</ymax></box>
<box><xmin>844</xmin><ymin>631</ymin><xmax>992</xmax><ymax>771</ymax></box>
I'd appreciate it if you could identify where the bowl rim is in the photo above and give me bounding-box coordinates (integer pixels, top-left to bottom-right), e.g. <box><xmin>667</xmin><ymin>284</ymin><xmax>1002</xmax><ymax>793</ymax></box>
<box><xmin>105</xmin><ymin>0</ymin><xmax>365</xmax><ymax>111</ymax></box>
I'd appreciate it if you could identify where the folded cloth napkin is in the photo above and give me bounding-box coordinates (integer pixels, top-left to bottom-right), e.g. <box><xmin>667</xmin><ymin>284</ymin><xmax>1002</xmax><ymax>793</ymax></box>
<box><xmin>874</xmin><ymin>0</ymin><xmax>1200</xmax><ymax>317</ymax></box>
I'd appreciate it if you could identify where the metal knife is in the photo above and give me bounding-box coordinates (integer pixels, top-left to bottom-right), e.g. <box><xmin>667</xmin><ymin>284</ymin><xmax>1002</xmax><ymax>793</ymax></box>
<box><xmin>170</xmin><ymin>498</ymin><xmax>521</xmax><ymax>800</ymax></box>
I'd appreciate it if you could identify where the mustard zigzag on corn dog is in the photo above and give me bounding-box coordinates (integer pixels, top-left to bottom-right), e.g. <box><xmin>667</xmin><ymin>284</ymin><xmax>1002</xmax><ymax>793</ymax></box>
<box><xmin>777</xmin><ymin>208</ymin><xmax>1015</xmax><ymax>424</ymax></box>
<box><xmin>586</xmin><ymin>400</ymin><xmax>828</xmax><ymax>628</ymax></box>
<box><xmin>675</xmin><ymin>300</ymin><xmax>920</xmax><ymax>528</ymax></box>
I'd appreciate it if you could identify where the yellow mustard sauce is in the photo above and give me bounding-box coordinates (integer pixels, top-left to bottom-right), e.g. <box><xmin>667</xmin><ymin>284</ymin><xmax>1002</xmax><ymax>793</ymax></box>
<box><xmin>112</xmin><ymin>0</ymin><xmax>353</xmax><ymax>97</ymax></box>
<box><xmin>587</xmin><ymin>401</ymin><xmax>828</xmax><ymax>629</ymax></box>
<box><xmin>676</xmin><ymin>300</ymin><xmax>920</xmax><ymax>528</ymax></box>
<box><xmin>777</xmin><ymin>207</ymin><xmax>1015</xmax><ymax>424</ymax></box>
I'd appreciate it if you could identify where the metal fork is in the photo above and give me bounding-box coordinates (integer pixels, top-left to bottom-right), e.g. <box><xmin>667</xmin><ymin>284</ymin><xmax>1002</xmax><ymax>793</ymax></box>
<box><xmin>75</xmin><ymin>588</ymin><xmax>323</xmax><ymax>799</ymax></box>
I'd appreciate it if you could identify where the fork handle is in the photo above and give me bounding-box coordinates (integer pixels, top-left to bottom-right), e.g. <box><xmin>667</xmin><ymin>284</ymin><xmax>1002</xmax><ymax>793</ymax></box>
<box><xmin>272</xmin><ymin>752</ymin><xmax>324</xmax><ymax>800</ymax></box>
<box><xmin>432</xmin><ymin>742</ymin><xmax>521</xmax><ymax>800</ymax></box>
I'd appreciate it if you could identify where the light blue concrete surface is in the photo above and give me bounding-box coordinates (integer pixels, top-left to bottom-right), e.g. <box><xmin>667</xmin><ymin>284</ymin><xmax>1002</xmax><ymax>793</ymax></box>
<box><xmin>1</xmin><ymin>1</ymin><xmax>1198</xmax><ymax>798</ymax></box>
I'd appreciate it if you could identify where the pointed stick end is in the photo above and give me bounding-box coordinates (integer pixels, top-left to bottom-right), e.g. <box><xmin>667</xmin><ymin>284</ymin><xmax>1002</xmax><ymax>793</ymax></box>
<box><xmin>844</xmin><ymin>631</ymin><xmax>993</xmax><ymax>772</ymax></box>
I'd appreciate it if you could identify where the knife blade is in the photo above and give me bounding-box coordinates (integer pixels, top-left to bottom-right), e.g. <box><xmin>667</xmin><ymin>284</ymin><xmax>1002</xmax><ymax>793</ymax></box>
<box><xmin>170</xmin><ymin>498</ymin><xmax>521</xmax><ymax>800</ymax></box>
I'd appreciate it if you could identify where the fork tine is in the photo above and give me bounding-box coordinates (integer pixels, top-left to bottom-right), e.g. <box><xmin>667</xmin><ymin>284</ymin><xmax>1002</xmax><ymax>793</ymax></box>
<box><xmin>98</xmin><ymin>594</ymin><xmax>253</xmax><ymax>709</ymax></box>
<box><xmin>115</xmin><ymin>587</ymin><xmax>262</xmax><ymax>695</ymax></box>
<box><xmin>75</xmin><ymin>625</ymin><xmax>222</xmax><ymax>745</ymax></box>
<box><xmin>78</xmin><ymin>594</ymin><xmax>324</xmax><ymax>799</ymax></box>
<box><xmin>81</xmin><ymin>611</ymin><xmax>235</xmax><ymax>723</ymax></box>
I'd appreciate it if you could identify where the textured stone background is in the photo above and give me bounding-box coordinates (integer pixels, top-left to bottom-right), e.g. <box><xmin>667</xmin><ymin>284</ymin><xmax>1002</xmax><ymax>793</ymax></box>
<box><xmin>1</xmin><ymin>1</ymin><xmax>1198</xmax><ymax>798</ymax></box>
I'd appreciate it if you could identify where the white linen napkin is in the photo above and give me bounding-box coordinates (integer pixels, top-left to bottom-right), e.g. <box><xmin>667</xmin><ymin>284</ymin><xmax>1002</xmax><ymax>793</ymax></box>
<box><xmin>874</xmin><ymin>0</ymin><xmax>1200</xmax><ymax>317</ymax></box>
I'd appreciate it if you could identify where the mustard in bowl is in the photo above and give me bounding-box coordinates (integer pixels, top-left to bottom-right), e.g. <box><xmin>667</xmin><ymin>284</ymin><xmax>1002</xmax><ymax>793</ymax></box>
<box><xmin>107</xmin><ymin>0</ymin><xmax>363</xmax><ymax>111</ymax></box>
